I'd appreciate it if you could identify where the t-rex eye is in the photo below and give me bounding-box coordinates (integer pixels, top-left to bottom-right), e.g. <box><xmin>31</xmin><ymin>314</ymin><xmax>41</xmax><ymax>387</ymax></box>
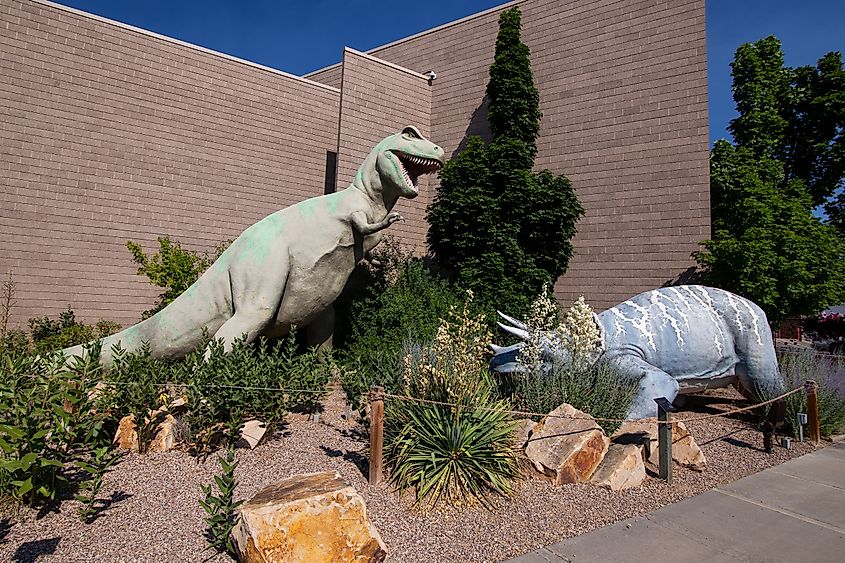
<box><xmin>402</xmin><ymin>126</ymin><xmax>421</xmax><ymax>139</ymax></box>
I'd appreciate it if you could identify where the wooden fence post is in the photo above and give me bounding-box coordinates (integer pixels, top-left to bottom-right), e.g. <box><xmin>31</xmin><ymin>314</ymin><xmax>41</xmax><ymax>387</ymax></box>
<box><xmin>369</xmin><ymin>386</ymin><xmax>385</xmax><ymax>485</ymax></box>
<box><xmin>655</xmin><ymin>397</ymin><xmax>675</xmax><ymax>484</ymax></box>
<box><xmin>805</xmin><ymin>380</ymin><xmax>821</xmax><ymax>444</ymax></box>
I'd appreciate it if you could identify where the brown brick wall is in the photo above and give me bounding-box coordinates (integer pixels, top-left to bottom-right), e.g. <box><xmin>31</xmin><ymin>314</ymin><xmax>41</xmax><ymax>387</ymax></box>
<box><xmin>0</xmin><ymin>0</ymin><xmax>341</xmax><ymax>327</ymax></box>
<box><xmin>307</xmin><ymin>63</ymin><xmax>343</xmax><ymax>89</ymax></box>
<box><xmin>336</xmin><ymin>49</ymin><xmax>432</xmax><ymax>252</ymax></box>
<box><xmin>2</xmin><ymin>0</ymin><xmax>709</xmax><ymax>329</ymax></box>
<box><xmin>336</xmin><ymin>0</ymin><xmax>710</xmax><ymax>310</ymax></box>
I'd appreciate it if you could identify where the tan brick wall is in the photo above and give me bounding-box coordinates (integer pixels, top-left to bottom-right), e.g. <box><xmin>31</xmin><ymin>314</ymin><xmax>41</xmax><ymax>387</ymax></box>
<box><xmin>336</xmin><ymin>49</ymin><xmax>432</xmax><ymax>252</ymax></box>
<box><xmin>337</xmin><ymin>0</ymin><xmax>710</xmax><ymax>310</ymax></box>
<box><xmin>307</xmin><ymin>63</ymin><xmax>343</xmax><ymax>89</ymax></box>
<box><xmin>2</xmin><ymin>0</ymin><xmax>709</xmax><ymax>329</ymax></box>
<box><xmin>0</xmin><ymin>0</ymin><xmax>340</xmax><ymax>327</ymax></box>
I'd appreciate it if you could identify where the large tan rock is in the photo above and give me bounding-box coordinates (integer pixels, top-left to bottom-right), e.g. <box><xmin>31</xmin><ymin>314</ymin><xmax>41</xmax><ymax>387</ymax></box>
<box><xmin>590</xmin><ymin>443</ymin><xmax>646</xmax><ymax>491</ymax></box>
<box><xmin>524</xmin><ymin>404</ymin><xmax>609</xmax><ymax>485</ymax></box>
<box><xmin>233</xmin><ymin>471</ymin><xmax>387</xmax><ymax>563</ymax></box>
<box><xmin>612</xmin><ymin>418</ymin><xmax>706</xmax><ymax>471</ymax></box>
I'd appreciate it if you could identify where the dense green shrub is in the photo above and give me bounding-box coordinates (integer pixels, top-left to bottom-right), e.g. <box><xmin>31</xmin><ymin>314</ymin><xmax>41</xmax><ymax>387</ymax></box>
<box><xmin>105</xmin><ymin>331</ymin><xmax>333</xmax><ymax>450</ymax></box>
<box><xmin>0</xmin><ymin>345</ymin><xmax>114</xmax><ymax>505</ymax></box>
<box><xmin>384</xmin><ymin>297</ymin><xmax>520</xmax><ymax>507</ymax></box>
<box><xmin>336</xmin><ymin>238</ymin><xmax>479</xmax><ymax>409</ymax></box>
<box><xmin>776</xmin><ymin>349</ymin><xmax>845</xmax><ymax>437</ymax></box>
<box><xmin>513</xmin><ymin>359</ymin><xmax>638</xmax><ymax>435</ymax></box>
<box><xmin>127</xmin><ymin>236</ymin><xmax>229</xmax><ymax>319</ymax></box>
<box><xmin>27</xmin><ymin>307</ymin><xmax>120</xmax><ymax>354</ymax></box>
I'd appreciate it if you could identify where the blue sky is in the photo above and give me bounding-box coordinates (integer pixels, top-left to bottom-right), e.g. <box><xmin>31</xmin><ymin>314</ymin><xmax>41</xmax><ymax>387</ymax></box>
<box><xmin>54</xmin><ymin>0</ymin><xmax>844</xmax><ymax>146</ymax></box>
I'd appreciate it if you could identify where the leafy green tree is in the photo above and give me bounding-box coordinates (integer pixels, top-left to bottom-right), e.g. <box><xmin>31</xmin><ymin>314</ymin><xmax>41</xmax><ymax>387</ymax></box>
<box><xmin>427</xmin><ymin>7</ymin><xmax>583</xmax><ymax>316</ymax></box>
<box><xmin>127</xmin><ymin>236</ymin><xmax>229</xmax><ymax>319</ymax></box>
<box><xmin>695</xmin><ymin>37</ymin><xmax>845</xmax><ymax>325</ymax></box>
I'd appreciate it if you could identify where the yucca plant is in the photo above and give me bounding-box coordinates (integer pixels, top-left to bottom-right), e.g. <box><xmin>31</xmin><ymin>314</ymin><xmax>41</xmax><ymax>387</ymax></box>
<box><xmin>384</xmin><ymin>292</ymin><xmax>521</xmax><ymax>507</ymax></box>
<box><xmin>385</xmin><ymin>395</ymin><xmax>519</xmax><ymax>507</ymax></box>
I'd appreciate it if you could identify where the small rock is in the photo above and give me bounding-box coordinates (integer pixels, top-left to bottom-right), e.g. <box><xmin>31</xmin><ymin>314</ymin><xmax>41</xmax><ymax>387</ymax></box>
<box><xmin>114</xmin><ymin>414</ymin><xmax>139</xmax><ymax>451</ymax></box>
<box><xmin>113</xmin><ymin>413</ymin><xmax>184</xmax><ymax>453</ymax></box>
<box><xmin>147</xmin><ymin>414</ymin><xmax>182</xmax><ymax>453</ymax></box>
<box><xmin>612</xmin><ymin>418</ymin><xmax>706</xmax><ymax>471</ymax></box>
<box><xmin>238</xmin><ymin>420</ymin><xmax>267</xmax><ymax>450</ymax></box>
<box><xmin>590</xmin><ymin>443</ymin><xmax>646</xmax><ymax>491</ymax></box>
<box><xmin>524</xmin><ymin>404</ymin><xmax>609</xmax><ymax>485</ymax></box>
<box><xmin>233</xmin><ymin>470</ymin><xmax>387</xmax><ymax>563</ymax></box>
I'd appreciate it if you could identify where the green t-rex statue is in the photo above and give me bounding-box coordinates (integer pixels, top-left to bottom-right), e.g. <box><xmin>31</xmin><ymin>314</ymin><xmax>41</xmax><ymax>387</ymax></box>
<box><xmin>63</xmin><ymin>126</ymin><xmax>444</xmax><ymax>366</ymax></box>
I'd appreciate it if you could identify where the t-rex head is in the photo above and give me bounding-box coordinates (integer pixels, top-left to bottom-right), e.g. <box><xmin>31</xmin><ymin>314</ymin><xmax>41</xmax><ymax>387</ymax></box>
<box><xmin>354</xmin><ymin>125</ymin><xmax>445</xmax><ymax>201</ymax></box>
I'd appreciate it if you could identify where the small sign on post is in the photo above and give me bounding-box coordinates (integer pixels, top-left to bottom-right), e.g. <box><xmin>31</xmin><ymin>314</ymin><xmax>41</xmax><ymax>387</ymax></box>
<box><xmin>369</xmin><ymin>386</ymin><xmax>385</xmax><ymax>485</ymax></box>
<box><xmin>655</xmin><ymin>397</ymin><xmax>675</xmax><ymax>484</ymax></box>
<box><xmin>804</xmin><ymin>380</ymin><xmax>821</xmax><ymax>444</ymax></box>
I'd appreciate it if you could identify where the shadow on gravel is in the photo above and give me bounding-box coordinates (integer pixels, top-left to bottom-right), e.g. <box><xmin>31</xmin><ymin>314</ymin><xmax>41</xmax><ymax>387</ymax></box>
<box><xmin>320</xmin><ymin>445</ymin><xmax>369</xmax><ymax>479</ymax></box>
<box><xmin>84</xmin><ymin>490</ymin><xmax>133</xmax><ymax>524</ymax></box>
<box><xmin>11</xmin><ymin>537</ymin><xmax>60</xmax><ymax>563</ymax></box>
<box><xmin>0</xmin><ymin>517</ymin><xmax>13</xmax><ymax>544</ymax></box>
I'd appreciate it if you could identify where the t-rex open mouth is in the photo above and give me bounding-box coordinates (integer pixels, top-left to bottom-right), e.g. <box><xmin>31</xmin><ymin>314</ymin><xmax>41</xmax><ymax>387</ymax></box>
<box><xmin>393</xmin><ymin>150</ymin><xmax>443</xmax><ymax>191</ymax></box>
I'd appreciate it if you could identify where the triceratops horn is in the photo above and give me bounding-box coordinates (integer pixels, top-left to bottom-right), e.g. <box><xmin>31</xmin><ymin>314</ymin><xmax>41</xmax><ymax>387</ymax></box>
<box><xmin>497</xmin><ymin>321</ymin><xmax>529</xmax><ymax>341</ymax></box>
<box><xmin>497</xmin><ymin>311</ymin><xmax>528</xmax><ymax>330</ymax></box>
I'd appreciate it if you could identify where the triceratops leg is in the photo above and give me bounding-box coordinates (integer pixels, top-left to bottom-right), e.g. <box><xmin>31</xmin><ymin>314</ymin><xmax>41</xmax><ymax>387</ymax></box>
<box><xmin>605</xmin><ymin>355</ymin><xmax>680</xmax><ymax>420</ymax></box>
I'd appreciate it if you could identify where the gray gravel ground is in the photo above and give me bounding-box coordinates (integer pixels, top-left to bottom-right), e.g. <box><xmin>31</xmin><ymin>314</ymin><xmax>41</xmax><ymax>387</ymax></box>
<box><xmin>0</xmin><ymin>387</ymin><xmax>819</xmax><ymax>562</ymax></box>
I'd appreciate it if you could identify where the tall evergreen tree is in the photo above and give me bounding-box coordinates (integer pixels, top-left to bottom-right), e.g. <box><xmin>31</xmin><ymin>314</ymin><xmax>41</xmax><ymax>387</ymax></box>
<box><xmin>427</xmin><ymin>7</ymin><xmax>583</xmax><ymax>315</ymax></box>
<box><xmin>695</xmin><ymin>37</ymin><xmax>845</xmax><ymax>324</ymax></box>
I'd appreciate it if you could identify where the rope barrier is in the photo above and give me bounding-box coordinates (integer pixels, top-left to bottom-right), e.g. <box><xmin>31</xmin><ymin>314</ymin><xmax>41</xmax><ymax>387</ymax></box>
<box><xmin>97</xmin><ymin>380</ymin><xmax>328</xmax><ymax>394</ymax></box>
<box><xmin>378</xmin><ymin>385</ymin><xmax>805</xmax><ymax>425</ymax></box>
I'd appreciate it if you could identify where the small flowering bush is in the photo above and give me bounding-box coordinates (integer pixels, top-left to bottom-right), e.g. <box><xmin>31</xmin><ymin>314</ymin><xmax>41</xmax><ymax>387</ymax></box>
<box><xmin>384</xmin><ymin>292</ymin><xmax>520</xmax><ymax>507</ymax></box>
<box><xmin>804</xmin><ymin>312</ymin><xmax>845</xmax><ymax>353</ymax></box>
<box><xmin>510</xmin><ymin>289</ymin><xmax>635</xmax><ymax>434</ymax></box>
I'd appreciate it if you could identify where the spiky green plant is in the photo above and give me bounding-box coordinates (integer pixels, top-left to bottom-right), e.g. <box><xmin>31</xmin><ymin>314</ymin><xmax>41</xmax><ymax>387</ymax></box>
<box><xmin>385</xmin><ymin>396</ymin><xmax>520</xmax><ymax>507</ymax></box>
<box><xmin>384</xmin><ymin>294</ymin><xmax>520</xmax><ymax>507</ymax></box>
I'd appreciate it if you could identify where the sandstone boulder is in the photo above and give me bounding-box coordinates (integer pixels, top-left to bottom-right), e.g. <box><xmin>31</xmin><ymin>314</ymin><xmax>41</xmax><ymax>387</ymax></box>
<box><xmin>514</xmin><ymin>418</ymin><xmax>538</xmax><ymax>449</ymax></box>
<box><xmin>612</xmin><ymin>418</ymin><xmax>706</xmax><ymax>471</ymax></box>
<box><xmin>590</xmin><ymin>443</ymin><xmax>646</xmax><ymax>491</ymax></box>
<box><xmin>524</xmin><ymin>404</ymin><xmax>609</xmax><ymax>485</ymax></box>
<box><xmin>113</xmin><ymin>412</ymin><xmax>184</xmax><ymax>453</ymax></box>
<box><xmin>233</xmin><ymin>471</ymin><xmax>386</xmax><ymax>563</ymax></box>
<box><xmin>114</xmin><ymin>414</ymin><xmax>139</xmax><ymax>451</ymax></box>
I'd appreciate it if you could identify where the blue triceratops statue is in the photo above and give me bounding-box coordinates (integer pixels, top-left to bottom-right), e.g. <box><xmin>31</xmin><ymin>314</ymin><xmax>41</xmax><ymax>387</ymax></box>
<box><xmin>491</xmin><ymin>285</ymin><xmax>783</xmax><ymax>419</ymax></box>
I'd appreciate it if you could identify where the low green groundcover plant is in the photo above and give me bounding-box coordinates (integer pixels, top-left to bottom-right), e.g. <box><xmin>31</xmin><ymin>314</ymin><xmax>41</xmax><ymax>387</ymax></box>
<box><xmin>105</xmin><ymin>330</ymin><xmax>333</xmax><ymax>451</ymax></box>
<box><xmin>383</xmin><ymin>294</ymin><xmax>520</xmax><ymax>507</ymax></box>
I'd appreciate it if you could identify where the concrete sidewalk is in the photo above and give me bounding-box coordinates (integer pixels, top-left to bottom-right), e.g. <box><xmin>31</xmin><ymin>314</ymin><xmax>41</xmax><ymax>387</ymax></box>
<box><xmin>509</xmin><ymin>442</ymin><xmax>845</xmax><ymax>563</ymax></box>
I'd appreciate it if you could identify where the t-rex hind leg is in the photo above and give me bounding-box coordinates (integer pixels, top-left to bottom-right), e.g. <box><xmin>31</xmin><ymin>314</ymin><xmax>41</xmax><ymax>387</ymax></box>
<box><xmin>606</xmin><ymin>355</ymin><xmax>680</xmax><ymax>420</ymax></box>
<box><xmin>208</xmin><ymin>251</ymin><xmax>289</xmax><ymax>355</ymax></box>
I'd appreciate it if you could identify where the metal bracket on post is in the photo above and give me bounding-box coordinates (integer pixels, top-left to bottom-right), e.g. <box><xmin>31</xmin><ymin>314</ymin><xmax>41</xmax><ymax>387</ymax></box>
<box><xmin>796</xmin><ymin>412</ymin><xmax>808</xmax><ymax>442</ymax></box>
<box><xmin>655</xmin><ymin>397</ymin><xmax>676</xmax><ymax>484</ymax></box>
